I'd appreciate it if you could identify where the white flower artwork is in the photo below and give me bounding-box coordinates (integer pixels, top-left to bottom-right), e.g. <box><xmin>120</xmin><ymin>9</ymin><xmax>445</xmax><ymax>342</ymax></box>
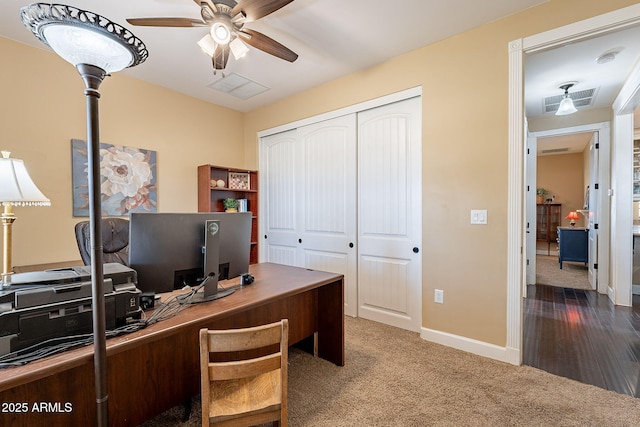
<box><xmin>72</xmin><ymin>139</ymin><xmax>157</xmax><ymax>216</ymax></box>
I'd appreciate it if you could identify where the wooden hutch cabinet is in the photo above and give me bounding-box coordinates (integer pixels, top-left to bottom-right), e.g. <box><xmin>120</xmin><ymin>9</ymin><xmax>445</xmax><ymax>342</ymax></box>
<box><xmin>536</xmin><ymin>203</ymin><xmax>561</xmax><ymax>255</ymax></box>
<box><xmin>197</xmin><ymin>164</ymin><xmax>259</xmax><ymax>264</ymax></box>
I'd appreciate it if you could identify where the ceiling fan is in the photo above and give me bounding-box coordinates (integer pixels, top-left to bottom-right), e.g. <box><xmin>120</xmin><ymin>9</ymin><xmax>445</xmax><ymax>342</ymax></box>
<box><xmin>126</xmin><ymin>0</ymin><xmax>298</xmax><ymax>72</ymax></box>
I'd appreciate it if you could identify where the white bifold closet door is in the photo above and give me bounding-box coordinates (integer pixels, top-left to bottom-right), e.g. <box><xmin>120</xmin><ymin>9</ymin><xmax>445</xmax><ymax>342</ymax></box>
<box><xmin>260</xmin><ymin>96</ymin><xmax>421</xmax><ymax>331</ymax></box>
<box><xmin>357</xmin><ymin>98</ymin><xmax>422</xmax><ymax>331</ymax></box>
<box><xmin>260</xmin><ymin>115</ymin><xmax>358</xmax><ymax>316</ymax></box>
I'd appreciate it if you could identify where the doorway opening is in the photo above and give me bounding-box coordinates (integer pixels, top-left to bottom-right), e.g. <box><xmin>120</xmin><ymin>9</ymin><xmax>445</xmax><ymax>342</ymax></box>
<box><xmin>507</xmin><ymin>4</ymin><xmax>640</xmax><ymax>367</ymax></box>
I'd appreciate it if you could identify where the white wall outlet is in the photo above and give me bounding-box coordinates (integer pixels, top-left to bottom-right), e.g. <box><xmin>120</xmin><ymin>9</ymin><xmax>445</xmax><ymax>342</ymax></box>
<box><xmin>434</xmin><ymin>289</ymin><xmax>444</xmax><ymax>304</ymax></box>
<box><xmin>470</xmin><ymin>209</ymin><xmax>488</xmax><ymax>225</ymax></box>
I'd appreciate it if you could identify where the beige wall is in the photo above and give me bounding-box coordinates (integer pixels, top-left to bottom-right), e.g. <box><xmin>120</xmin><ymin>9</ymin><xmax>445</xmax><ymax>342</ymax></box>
<box><xmin>242</xmin><ymin>0</ymin><xmax>639</xmax><ymax>346</ymax></box>
<box><xmin>0</xmin><ymin>37</ymin><xmax>244</xmax><ymax>266</ymax></box>
<box><xmin>537</xmin><ymin>153</ymin><xmax>586</xmax><ymax>252</ymax></box>
<box><xmin>538</xmin><ymin>153</ymin><xmax>586</xmax><ymax>227</ymax></box>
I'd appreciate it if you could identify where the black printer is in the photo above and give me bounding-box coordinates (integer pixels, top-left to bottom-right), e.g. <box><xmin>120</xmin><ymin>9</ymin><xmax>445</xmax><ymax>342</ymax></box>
<box><xmin>0</xmin><ymin>263</ymin><xmax>142</xmax><ymax>357</ymax></box>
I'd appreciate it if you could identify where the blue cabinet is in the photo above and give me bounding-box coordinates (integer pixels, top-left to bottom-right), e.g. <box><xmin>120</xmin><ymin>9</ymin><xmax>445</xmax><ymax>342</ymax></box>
<box><xmin>557</xmin><ymin>227</ymin><xmax>588</xmax><ymax>269</ymax></box>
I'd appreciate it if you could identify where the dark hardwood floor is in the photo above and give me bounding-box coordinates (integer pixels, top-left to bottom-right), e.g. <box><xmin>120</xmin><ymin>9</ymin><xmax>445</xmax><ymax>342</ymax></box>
<box><xmin>524</xmin><ymin>284</ymin><xmax>640</xmax><ymax>398</ymax></box>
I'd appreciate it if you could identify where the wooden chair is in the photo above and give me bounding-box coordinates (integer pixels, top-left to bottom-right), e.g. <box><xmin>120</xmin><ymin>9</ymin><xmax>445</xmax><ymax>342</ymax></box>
<box><xmin>199</xmin><ymin>319</ymin><xmax>289</xmax><ymax>427</ymax></box>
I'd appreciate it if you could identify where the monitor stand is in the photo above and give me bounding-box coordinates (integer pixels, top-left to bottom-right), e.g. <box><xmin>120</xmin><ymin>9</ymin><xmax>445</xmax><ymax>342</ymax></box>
<box><xmin>186</xmin><ymin>219</ymin><xmax>235</xmax><ymax>304</ymax></box>
<box><xmin>187</xmin><ymin>282</ymin><xmax>235</xmax><ymax>303</ymax></box>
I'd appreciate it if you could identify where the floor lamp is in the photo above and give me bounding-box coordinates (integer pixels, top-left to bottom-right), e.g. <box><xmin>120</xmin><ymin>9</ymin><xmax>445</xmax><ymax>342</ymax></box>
<box><xmin>20</xmin><ymin>4</ymin><xmax>148</xmax><ymax>426</ymax></box>
<box><xmin>0</xmin><ymin>151</ymin><xmax>51</xmax><ymax>284</ymax></box>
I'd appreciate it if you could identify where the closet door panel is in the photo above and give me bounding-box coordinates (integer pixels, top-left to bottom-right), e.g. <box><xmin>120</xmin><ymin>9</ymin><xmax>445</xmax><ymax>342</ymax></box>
<box><xmin>357</xmin><ymin>97</ymin><xmax>422</xmax><ymax>331</ymax></box>
<box><xmin>298</xmin><ymin>116</ymin><xmax>358</xmax><ymax>317</ymax></box>
<box><xmin>260</xmin><ymin>130</ymin><xmax>301</xmax><ymax>266</ymax></box>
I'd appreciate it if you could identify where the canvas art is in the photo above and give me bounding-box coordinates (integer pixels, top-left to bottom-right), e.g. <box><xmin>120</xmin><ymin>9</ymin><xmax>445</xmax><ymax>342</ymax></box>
<box><xmin>72</xmin><ymin>139</ymin><xmax>157</xmax><ymax>216</ymax></box>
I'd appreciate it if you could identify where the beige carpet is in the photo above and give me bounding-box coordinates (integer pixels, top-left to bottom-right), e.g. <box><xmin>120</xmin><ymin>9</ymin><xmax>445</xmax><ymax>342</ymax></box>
<box><xmin>536</xmin><ymin>255</ymin><xmax>592</xmax><ymax>290</ymax></box>
<box><xmin>141</xmin><ymin>316</ymin><xmax>640</xmax><ymax>427</ymax></box>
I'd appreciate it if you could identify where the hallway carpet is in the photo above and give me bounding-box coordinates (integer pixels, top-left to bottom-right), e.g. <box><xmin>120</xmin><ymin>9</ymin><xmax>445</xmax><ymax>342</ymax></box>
<box><xmin>535</xmin><ymin>255</ymin><xmax>591</xmax><ymax>290</ymax></box>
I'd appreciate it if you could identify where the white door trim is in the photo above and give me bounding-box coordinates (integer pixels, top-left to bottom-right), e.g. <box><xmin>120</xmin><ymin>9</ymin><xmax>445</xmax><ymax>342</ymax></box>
<box><xmin>508</xmin><ymin>3</ymin><xmax>640</xmax><ymax>365</ymax></box>
<box><xmin>611</xmin><ymin>49</ymin><xmax>640</xmax><ymax>307</ymax></box>
<box><xmin>257</xmin><ymin>87</ymin><xmax>422</xmax><ymax>138</ymax></box>
<box><xmin>529</xmin><ymin>123</ymin><xmax>610</xmax><ymax>293</ymax></box>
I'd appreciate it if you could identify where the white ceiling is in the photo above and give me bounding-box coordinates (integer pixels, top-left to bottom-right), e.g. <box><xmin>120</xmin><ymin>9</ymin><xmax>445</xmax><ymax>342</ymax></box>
<box><xmin>0</xmin><ymin>0</ymin><xmax>546</xmax><ymax>112</ymax></box>
<box><xmin>525</xmin><ymin>24</ymin><xmax>640</xmax><ymax>155</ymax></box>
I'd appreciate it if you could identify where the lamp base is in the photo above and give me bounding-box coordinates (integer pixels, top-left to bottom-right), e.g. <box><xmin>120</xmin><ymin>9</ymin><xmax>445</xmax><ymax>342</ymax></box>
<box><xmin>2</xmin><ymin>204</ymin><xmax>16</xmax><ymax>283</ymax></box>
<box><xmin>0</xmin><ymin>272</ymin><xmax>12</xmax><ymax>289</ymax></box>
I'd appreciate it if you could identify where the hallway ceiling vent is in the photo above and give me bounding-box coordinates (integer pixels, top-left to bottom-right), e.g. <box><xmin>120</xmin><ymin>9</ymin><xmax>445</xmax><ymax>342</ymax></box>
<box><xmin>541</xmin><ymin>147</ymin><xmax>570</xmax><ymax>155</ymax></box>
<box><xmin>544</xmin><ymin>87</ymin><xmax>597</xmax><ymax>114</ymax></box>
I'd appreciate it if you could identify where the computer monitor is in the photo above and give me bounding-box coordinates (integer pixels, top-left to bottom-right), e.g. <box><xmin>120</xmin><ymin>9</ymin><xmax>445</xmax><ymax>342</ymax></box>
<box><xmin>128</xmin><ymin>212</ymin><xmax>252</xmax><ymax>301</ymax></box>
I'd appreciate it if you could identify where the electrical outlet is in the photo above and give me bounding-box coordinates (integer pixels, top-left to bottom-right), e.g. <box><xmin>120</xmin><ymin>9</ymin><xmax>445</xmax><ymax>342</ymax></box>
<box><xmin>434</xmin><ymin>289</ymin><xmax>444</xmax><ymax>304</ymax></box>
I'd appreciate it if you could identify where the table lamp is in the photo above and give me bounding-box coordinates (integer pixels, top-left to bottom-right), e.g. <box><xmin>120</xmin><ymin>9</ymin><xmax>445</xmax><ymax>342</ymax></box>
<box><xmin>566</xmin><ymin>211</ymin><xmax>580</xmax><ymax>226</ymax></box>
<box><xmin>0</xmin><ymin>151</ymin><xmax>50</xmax><ymax>284</ymax></box>
<box><xmin>21</xmin><ymin>4</ymin><xmax>147</xmax><ymax>426</ymax></box>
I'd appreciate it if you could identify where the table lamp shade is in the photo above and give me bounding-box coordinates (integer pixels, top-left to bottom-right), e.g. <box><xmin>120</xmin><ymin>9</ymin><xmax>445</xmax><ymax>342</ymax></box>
<box><xmin>0</xmin><ymin>153</ymin><xmax>50</xmax><ymax>206</ymax></box>
<box><xmin>566</xmin><ymin>211</ymin><xmax>579</xmax><ymax>226</ymax></box>
<box><xmin>566</xmin><ymin>211</ymin><xmax>580</xmax><ymax>221</ymax></box>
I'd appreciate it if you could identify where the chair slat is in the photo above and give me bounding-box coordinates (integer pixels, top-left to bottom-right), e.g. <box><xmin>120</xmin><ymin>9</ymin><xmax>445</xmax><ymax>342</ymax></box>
<box><xmin>207</xmin><ymin>323</ymin><xmax>283</xmax><ymax>352</ymax></box>
<box><xmin>209</xmin><ymin>353</ymin><xmax>281</xmax><ymax>380</ymax></box>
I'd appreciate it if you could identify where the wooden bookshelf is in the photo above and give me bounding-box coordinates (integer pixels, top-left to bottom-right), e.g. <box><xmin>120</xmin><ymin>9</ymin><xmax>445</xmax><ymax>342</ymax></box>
<box><xmin>197</xmin><ymin>164</ymin><xmax>258</xmax><ymax>264</ymax></box>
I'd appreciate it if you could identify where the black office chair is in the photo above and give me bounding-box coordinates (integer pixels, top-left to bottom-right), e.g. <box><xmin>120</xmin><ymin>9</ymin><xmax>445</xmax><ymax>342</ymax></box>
<box><xmin>75</xmin><ymin>217</ymin><xmax>130</xmax><ymax>266</ymax></box>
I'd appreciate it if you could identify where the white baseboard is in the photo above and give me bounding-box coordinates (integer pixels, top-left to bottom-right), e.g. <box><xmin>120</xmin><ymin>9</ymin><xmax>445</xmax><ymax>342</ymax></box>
<box><xmin>421</xmin><ymin>327</ymin><xmax>520</xmax><ymax>366</ymax></box>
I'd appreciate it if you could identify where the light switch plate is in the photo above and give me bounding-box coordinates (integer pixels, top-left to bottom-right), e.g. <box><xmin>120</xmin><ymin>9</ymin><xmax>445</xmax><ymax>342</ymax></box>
<box><xmin>470</xmin><ymin>209</ymin><xmax>488</xmax><ymax>225</ymax></box>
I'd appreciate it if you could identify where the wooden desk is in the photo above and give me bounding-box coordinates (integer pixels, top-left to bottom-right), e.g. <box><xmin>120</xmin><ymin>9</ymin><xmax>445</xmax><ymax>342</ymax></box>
<box><xmin>0</xmin><ymin>263</ymin><xmax>344</xmax><ymax>426</ymax></box>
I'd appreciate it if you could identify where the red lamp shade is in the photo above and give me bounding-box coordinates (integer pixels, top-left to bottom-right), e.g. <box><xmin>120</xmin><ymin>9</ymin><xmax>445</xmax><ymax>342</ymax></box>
<box><xmin>566</xmin><ymin>211</ymin><xmax>579</xmax><ymax>226</ymax></box>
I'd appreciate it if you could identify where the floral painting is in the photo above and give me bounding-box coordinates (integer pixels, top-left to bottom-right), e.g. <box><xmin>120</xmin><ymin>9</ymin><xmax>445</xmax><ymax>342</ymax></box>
<box><xmin>72</xmin><ymin>139</ymin><xmax>157</xmax><ymax>216</ymax></box>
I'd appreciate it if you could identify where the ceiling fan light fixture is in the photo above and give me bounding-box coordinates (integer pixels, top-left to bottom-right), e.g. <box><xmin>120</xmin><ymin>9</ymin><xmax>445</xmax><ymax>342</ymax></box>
<box><xmin>555</xmin><ymin>83</ymin><xmax>578</xmax><ymax>116</ymax></box>
<box><xmin>197</xmin><ymin>33</ymin><xmax>216</xmax><ymax>57</ymax></box>
<box><xmin>230</xmin><ymin>37</ymin><xmax>249</xmax><ymax>60</ymax></box>
<box><xmin>210</xmin><ymin>21</ymin><xmax>231</xmax><ymax>44</ymax></box>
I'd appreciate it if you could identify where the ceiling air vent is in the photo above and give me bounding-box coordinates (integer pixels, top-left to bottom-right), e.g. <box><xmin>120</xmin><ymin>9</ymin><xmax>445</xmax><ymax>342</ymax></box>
<box><xmin>208</xmin><ymin>73</ymin><xmax>269</xmax><ymax>100</ymax></box>
<box><xmin>544</xmin><ymin>88</ymin><xmax>597</xmax><ymax>114</ymax></box>
<box><xmin>541</xmin><ymin>147</ymin><xmax>570</xmax><ymax>154</ymax></box>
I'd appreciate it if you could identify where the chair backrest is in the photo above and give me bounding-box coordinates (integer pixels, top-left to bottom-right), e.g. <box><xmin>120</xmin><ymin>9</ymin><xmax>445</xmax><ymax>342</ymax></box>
<box><xmin>199</xmin><ymin>319</ymin><xmax>289</xmax><ymax>427</ymax></box>
<box><xmin>74</xmin><ymin>217</ymin><xmax>130</xmax><ymax>266</ymax></box>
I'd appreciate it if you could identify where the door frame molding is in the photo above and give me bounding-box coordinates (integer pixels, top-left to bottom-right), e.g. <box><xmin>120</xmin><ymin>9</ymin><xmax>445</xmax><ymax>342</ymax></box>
<box><xmin>528</xmin><ymin>123</ymin><xmax>610</xmax><ymax>293</ymax></box>
<box><xmin>611</xmin><ymin>49</ymin><xmax>640</xmax><ymax>306</ymax></box>
<box><xmin>508</xmin><ymin>4</ymin><xmax>640</xmax><ymax>364</ymax></box>
<box><xmin>257</xmin><ymin>87</ymin><xmax>422</xmax><ymax>138</ymax></box>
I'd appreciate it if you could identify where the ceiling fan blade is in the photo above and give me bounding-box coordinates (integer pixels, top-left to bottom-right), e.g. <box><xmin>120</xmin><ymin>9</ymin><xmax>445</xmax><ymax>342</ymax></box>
<box><xmin>240</xmin><ymin>29</ymin><xmax>298</xmax><ymax>62</ymax></box>
<box><xmin>232</xmin><ymin>0</ymin><xmax>295</xmax><ymax>23</ymax></box>
<box><xmin>126</xmin><ymin>18</ymin><xmax>207</xmax><ymax>27</ymax></box>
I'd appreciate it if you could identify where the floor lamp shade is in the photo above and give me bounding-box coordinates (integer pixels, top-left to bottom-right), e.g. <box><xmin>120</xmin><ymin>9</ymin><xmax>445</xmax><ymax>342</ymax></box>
<box><xmin>20</xmin><ymin>3</ymin><xmax>148</xmax><ymax>72</ymax></box>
